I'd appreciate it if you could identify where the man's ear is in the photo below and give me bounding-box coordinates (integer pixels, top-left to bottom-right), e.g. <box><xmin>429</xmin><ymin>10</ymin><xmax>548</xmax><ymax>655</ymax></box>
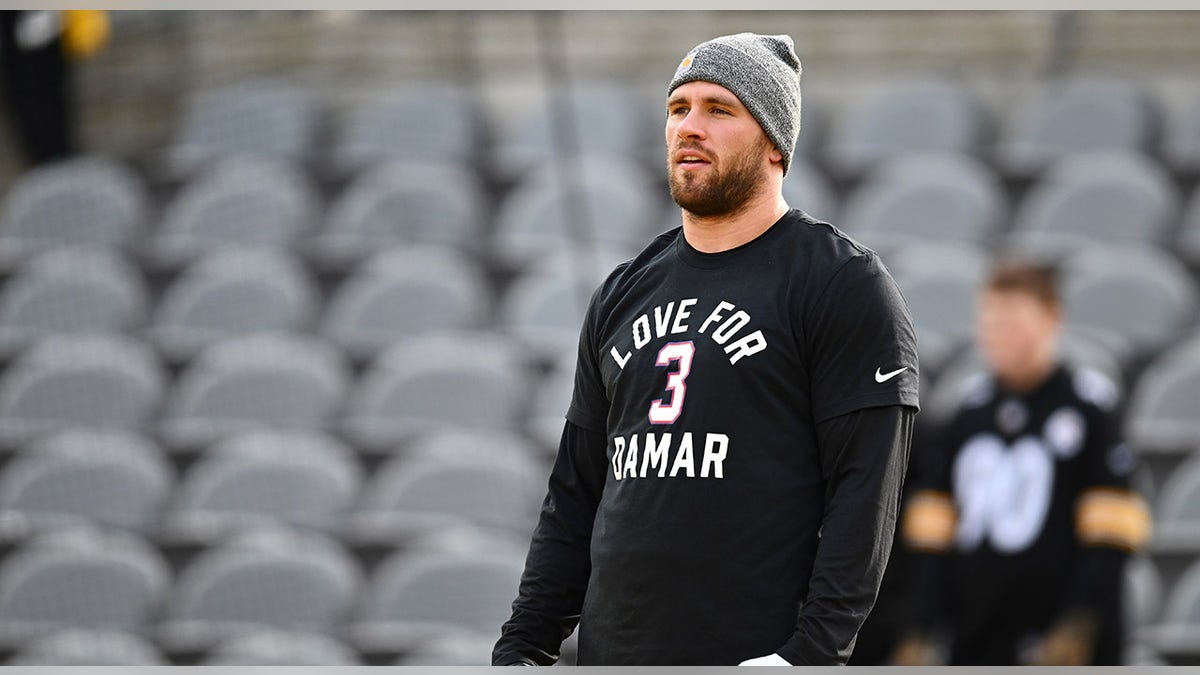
<box><xmin>769</xmin><ymin>146</ymin><xmax>783</xmax><ymax>164</ymax></box>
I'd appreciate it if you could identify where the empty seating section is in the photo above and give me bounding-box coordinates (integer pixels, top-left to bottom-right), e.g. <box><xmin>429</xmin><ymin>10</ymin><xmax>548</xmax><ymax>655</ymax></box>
<box><xmin>0</xmin><ymin>59</ymin><xmax>1199</xmax><ymax>666</ymax></box>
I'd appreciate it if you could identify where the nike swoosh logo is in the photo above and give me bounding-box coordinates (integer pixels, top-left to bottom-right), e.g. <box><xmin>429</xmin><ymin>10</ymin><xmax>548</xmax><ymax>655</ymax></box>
<box><xmin>875</xmin><ymin>366</ymin><xmax>908</xmax><ymax>383</ymax></box>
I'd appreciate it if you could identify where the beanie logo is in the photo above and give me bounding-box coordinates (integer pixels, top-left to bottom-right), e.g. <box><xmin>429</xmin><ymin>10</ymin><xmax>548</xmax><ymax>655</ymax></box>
<box><xmin>674</xmin><ymin>49</ymin><xmax>697</xmax><ymax>78</ymax></box>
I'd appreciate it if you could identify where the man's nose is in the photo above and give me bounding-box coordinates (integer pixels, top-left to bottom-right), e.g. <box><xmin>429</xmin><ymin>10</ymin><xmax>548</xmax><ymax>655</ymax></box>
<box><xmin>674</xmin><ymin>109</ymin><xmax>707</xmax><ymax>141</ymax></box>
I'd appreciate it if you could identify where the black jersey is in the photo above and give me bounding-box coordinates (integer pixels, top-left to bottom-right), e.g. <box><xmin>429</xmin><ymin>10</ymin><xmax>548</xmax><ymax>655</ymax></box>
<box><xmin>904</xmin><ymin>364</ymin><xmax>1146</xmax><ymax>665</ymax></box>
<box><xmin>498</xmin><ymin>209</ymin><xmax>920</xmax><ymax>665</ymax></box>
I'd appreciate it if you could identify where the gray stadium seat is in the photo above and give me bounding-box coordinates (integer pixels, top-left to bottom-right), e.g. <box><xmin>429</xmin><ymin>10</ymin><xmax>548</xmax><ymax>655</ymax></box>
<box><xmin>492</xmin><ymin>155</ymin><xmax>654</xmax><ymax>271</ymax></box>
<box><xmin>349</xmin><ymin>548</ymin><xmax>526</xmax><ymax>653</ymax></box>
<box><xmin>6</xmin><ymin>629</ymin><xmax>164</xmax><ymax>665</ymax></box>
<box><xmin>781</xmin><ymin>159</ymin><xmax>838</xmax><ymax>224</ymax></box>
<box><xmin>1179</xmin><ymin>185</ymin><xmax>1200</xmax><ymax>266</ymax></box>
<box><xmin>0</xmin><ymin>335</ymin><xmax>165</xmax><ymax>447</ymax></box>
<box><xmin>314</xmin><ymin>161</ymin><xmax>487</xmax><ymax>268</ymax></box>
<box><xmin>1164</xmin><ymin>91</ymin><xmax>1200</xmax><ymax>174</ymax></box>
<box><xmin>165</xmin><ymin>81</ymin><xmax>316</xmax><ymax>177</ymax></box>
<box><xmin>150</xmin><ymin>249</ymin><xmax>319</xmax><ymax>362</ymax></box>
<box><xmin>332</xmin><ymin>83</ymin><xmax>479</xmax><ymax>176</ymax></box>
<box><xmin>0</xmin><ymin>249</ymin><xmax>148</xmax><ymax>358</ymax></box>
<box><xmin>151</xmin><ymin>157</ymin><xmax>318</xmax><ymax>269</ymax></box>
<box><xmin>205</xmin><ymin>629</ymin><xmax>361</xmax><ymax>665</ymax></box>
<box><xmin>825</xmin><ymin>79</ymin><xmax>984</xmax><ymax>177</ymax></box>
<box><xmin>1061</xmin><ymin>245</ymin><xmax>1197</xmax><ymax>360</ymax></box>
<box><xmin>841</xmin><ymin>154</ymin><xmax>1005</xmax><ymax>252</ymax></box>
<box><xmin>159</xmin><ymin>527</ymin><xmax>361</xmax><ymax>652</ymax></box>
<box><xmin>0</xmin><ymin>528</ymin><xmax>168</xmax><ymax>646</ymax></box>
<box><xmin>162</xmin><ymin>430</ymin><xmax>360</xmax><ymax>543</ymax></box>
<box><xmin>1152</xmin><ymin>453</ymin><xmax>1200</xmax><ymax>551</ymax></box>
<box><xmin>528</xmin><ymin>350</ymin><xmax>576</xmax><ymax>454</ymax></box>
<box><xmin>1007</xmin><ymin>152</ymin><xmax>1179</xmax><ymax>256</ymax></box>
<box><xmin>887</xmin><ymin>243</ymin><xmax>989</xmax><ymax>374</ymax></box>
<box><xmin>160</xmin><ymin>334</ymin><xmax>350</xmax><ymax>451</ymax></box>
<box><xmin>491</xmin><ymin>80</ymin><xmax>650</xmax><ymax>180</ymax></box>
<box><xmin>0</xmin><ymin>157</ymin><xmax>147</xmax><ymax>270</ymax></box>
<box><xmin>393</xmin><ymin>629</ymin><xmax>500</xmax><ymax>666</ymax></box>
<box><xmin>998</xmin><ymin>77</ymin><xmax>1159</xmax><ymax>175</ymax></box>
<box><xmin>1126</xmin><ymin>556</ymin><xmax>1164</xmax><ymax>631</ymax></box>
<box><xmin>1138</xmin><ymin>557</ymin><xmax>1200</xmax><ymax>657</ymax></box>
<box><xmin>1127</xmin><ymin>336</ymin><xmax>1200</xmax><ymax>453</ymax></box>
<box><xmin>0</xmin><ymin>430</ymin><xmax>171</xmax><ymax>538</ymax></box>
<box><xmin>340</xmin><ymin>331</ymin><xmax>529</xmax><ymax>452</ymax></box>
<box><xmin>320</xmin><ymin>246</ymin><xmax>489</xmax><ymax>362</ymax></box>
<box><xmin>346</xmin><ymin>440</ymin><xmax>543</xmax><ymax>545</ymax></box>
<box><xmin>498</xmin><ymin>266</ymin><xmax>596</xmax><ymax>361</ymax></box>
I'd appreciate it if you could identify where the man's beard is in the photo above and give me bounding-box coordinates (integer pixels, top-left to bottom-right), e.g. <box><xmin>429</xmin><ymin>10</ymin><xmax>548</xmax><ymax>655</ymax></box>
<box><xmin>668</xmin><ymin>141</ymin><xmax>767</xmax><ymax>218</ymax></box>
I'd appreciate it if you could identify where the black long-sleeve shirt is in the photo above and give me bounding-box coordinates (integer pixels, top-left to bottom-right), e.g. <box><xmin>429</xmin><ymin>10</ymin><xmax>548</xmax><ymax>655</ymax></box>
<box><xmin>494</xmin><ymin>210</ymin><xmax>920</xmax><ymax>665</ymax></box>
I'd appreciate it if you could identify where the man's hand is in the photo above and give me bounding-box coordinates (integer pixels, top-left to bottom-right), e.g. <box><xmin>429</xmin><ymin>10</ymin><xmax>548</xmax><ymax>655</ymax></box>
<box><xmin>890</xmin><ymin>633</ymin><xmax>939</xmax><ymax>666</ymax></box>
<box><xmin>1026</xmin><ymin>613</ymin><xmax>1098</xmax><ymax>666</ymax></box>
<box><xmin>738</xmin><ymin>653</ymin><xmax>790</xmax><ymax>666</ymax></box>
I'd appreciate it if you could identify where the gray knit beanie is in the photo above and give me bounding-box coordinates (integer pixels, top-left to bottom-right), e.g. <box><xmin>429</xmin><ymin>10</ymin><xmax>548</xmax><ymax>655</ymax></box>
<box><xmin>668</xmin><ymin>33</ymin><xmax>802</xmax><ymax>175</ymax></box>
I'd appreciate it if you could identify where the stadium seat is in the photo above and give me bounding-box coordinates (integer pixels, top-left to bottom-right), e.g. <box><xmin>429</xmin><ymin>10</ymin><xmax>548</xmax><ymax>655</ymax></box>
<box><xmin>497</xmin><ymin>266</ymin><xmax>596</xmax><ymax>361</ymax></box>
<box><xmin>165</xmin><ymin>80</ymin><xmax>316</xmax><ymax>178</ymax></box>
<box><xmin>1152</xmin><ymin>452</ymin><xmax>1200</xmax><ymax>551</ymax></box>
<box><xmin>320</xmin><ymin>246</ymin><xmax>490</xmax><ymax>362</ymax></box>
<box><xmin>340</xmin><ymin>331</ymin><xmax>529</xmax><ymax>452</ymax></box>
<box><xmin>1178</xmin><ymin>185</ymin><xmax>1200</xmax><ymax>266</ymax></box>
<box><xmin>1006</xmin><ymin>152</ymin><xmax>1180</xmax><ymax>257</ymax></box>
<box><xmin>204</xmin><ymin>629</ymin><xmax>361</xmax><ymax>665</ymax></box>
<box><xmin>1061</xmin><ymin>245</ymin><xmax>1197</xmax><ymax>360</ymax></box>
<box><xmin>331</xmin><ymin>83</ymin><xmax>480</xmax><ymax>176</ymax></box>
<box><xmin>1164</xmin><ymin>91</ymin><xmax>1200</xmax><ymax>174</ymax></box>
<box><xmin>825</xmin><ymin>79</ymin><xmax>985</xmax><ymax>177</ymax></box>
<box><xmin>781</xmin><ymin>159</ymin><xmax>838</xmax><ymax>225</ymax></box>
<box><xmin>886</xmin><ymin>243</ymin><xmax>989</xmax><ymax>374</ymax></box>
<box><xmin>150</xmin><ymin>249</ymin><xmax>319</xmax><ymax>363</ymax></box>
<box><xmin>392</xmin><ymin>629</ymin><xmax>499</xmax><ymax>665</ymax></box>
<box><xmin>1127</xmin><ymin>336</ymin><xmax>1200</xmax><ymax>453</ymax></box>
<box><xmin>0</xmin><ymin>157</ymin><xmax>147</xmax><ymax>269</ymax></box>
<box><xmin>0</xmin><ymin>528</ymin><xmax>169</xmax><ymax>646</ymax></box>
<box><xmin>1126</xmin><ymin>556</ymin><xmax>1165</xmax><ymax>632</ymax></box>
<box><xmin>6</xmin><ymin>629</ymin><xmax>164</xmax><ymax>665</ymax></box>
<box><xmin>349</xmin><ymin>548</ymin><xmax>526</xmax><ymax>653</ymax></box>
<box><xmin>840</xmin><ymin>154</ymin><xmax>1005</xmax><ymax>253</ymax></box>
<box><xmin>150</xmin><ymin>157</ymin><xmax>318</xmax><ymax>269</ymax></box>
<box><xmin>492</xmin><ymin>155</ymin><xmax>655</xmax><ymax>272</ymax></box>
<box><xmin>313</xmin><ymin>161</ymin><xmax>487</xmax><ymax>269</ymax></box>
<box><xmin>159</xmin><ymin>527</ymin><xmax>361</xmax><ymax>652</ymax></box>
<box><xmin>528</xmin><ymin>350</ymin><xmax>576</xmax><ymax>455</ymax></box>
<box><xmin>159</xmin><ymin>334</ymin><xmax>350</xmax><ymax>451</ymax></box>
<box><xmin>346</xmin><ymin>438</ymin><xmax>543</xmax><ymax>546</ymax></box>
<box><xmin>997</xmin><ymin>77</ymin><xmax>1159</xmax><ymax>175</ymax></box>
<box><xmin>0</xmin><ymin>249</ymin><xmax>148</xmax><ymax>358</ymax></box>
<box><xmin>0</xmin><ymin>335</ymin><xmax>164</xmax><ymax>448</ymax></box>
<box><xmin>1138</xmin><ymin>557</ymin><xmax>1200</xmax><ymax>657</ymax></box>
<box><xmin>0</xmin><ymin>430</ymin><xmax>171</xmax><ymax>538</ymax></box>
<box><xmin>491</xmin><ymin>80</ymin><xmax>651</xmax><ymax>180</ymax></box>
<box><xmin>162</xmin><ymin>430</ymin><xmax>360</xmax><ymax>544</ymax></box>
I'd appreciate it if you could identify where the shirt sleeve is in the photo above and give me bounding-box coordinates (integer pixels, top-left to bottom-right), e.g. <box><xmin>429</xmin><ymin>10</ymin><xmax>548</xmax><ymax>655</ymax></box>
<box><xmin>565</xmin><ymin>281</ymin><xmax>611</xmax><ymax>433</ymax></box>
<box><xmin>775</xmin><ymin>404</ymin><xmax>915</xmax><ymax>666</ymax></box>
<box><xmin>805</xmin><ymin>251</ymin><xmax>921</xmax><ymax>423</ymax></box>
<box><xmin>492</xmin><ymin>420</ymin><xmax>609</xmax><ymax>666</ymax></box>
<box><xmin>1061</xmin><ymin>385</ymin><xmax>1151</xmax><ymax>618</ymax></box>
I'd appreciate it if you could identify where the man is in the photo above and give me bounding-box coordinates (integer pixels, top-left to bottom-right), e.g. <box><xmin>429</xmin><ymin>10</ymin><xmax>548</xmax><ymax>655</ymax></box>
<box><xmin>894</xmin><ymin>262</ymin><xmax>1151</xmax><ymax>665</ymax></box>
<box><xmin>493</xmin><ymin>32</ymin><xmax>919</xmax><ymax>666</ymax></box>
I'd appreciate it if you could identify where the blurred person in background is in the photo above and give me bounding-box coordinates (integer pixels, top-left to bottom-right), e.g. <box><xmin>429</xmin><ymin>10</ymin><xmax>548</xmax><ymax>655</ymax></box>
<box><xmin>893</xmin><ymin>261</ymin><xmax>1151</xmax><ymax>666</ymax></box>
<box><xmin>0</xmin><ymin>10</ymin><xmax>108</xmax><ymax>166</ymax></box>
<box><xmin>493</xmin><ymin>32</ymin><xmax>919</xmax><ymax>666</ymax></box>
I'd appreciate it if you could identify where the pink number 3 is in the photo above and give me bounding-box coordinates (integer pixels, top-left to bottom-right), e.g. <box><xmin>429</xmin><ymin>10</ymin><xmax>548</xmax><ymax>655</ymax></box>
<box><xmin>648</xmin><ymin>341</ymin><xmax>695</xmax><ymax>425</ymax></box>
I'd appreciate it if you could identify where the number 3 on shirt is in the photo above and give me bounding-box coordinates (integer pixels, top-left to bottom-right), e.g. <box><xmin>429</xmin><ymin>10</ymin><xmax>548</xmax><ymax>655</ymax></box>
<box><xmin>648</xmin><ymin>341</ymin><xmax>695</xmax><ymax>425</ymax></box>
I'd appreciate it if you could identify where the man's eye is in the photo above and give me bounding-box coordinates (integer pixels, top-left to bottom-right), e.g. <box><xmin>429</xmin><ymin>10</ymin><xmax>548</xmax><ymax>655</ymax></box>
<box><xmin>669</xmin><ymin>107</ymin><xmax>687</xmax><ymax>116</ymax></box>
